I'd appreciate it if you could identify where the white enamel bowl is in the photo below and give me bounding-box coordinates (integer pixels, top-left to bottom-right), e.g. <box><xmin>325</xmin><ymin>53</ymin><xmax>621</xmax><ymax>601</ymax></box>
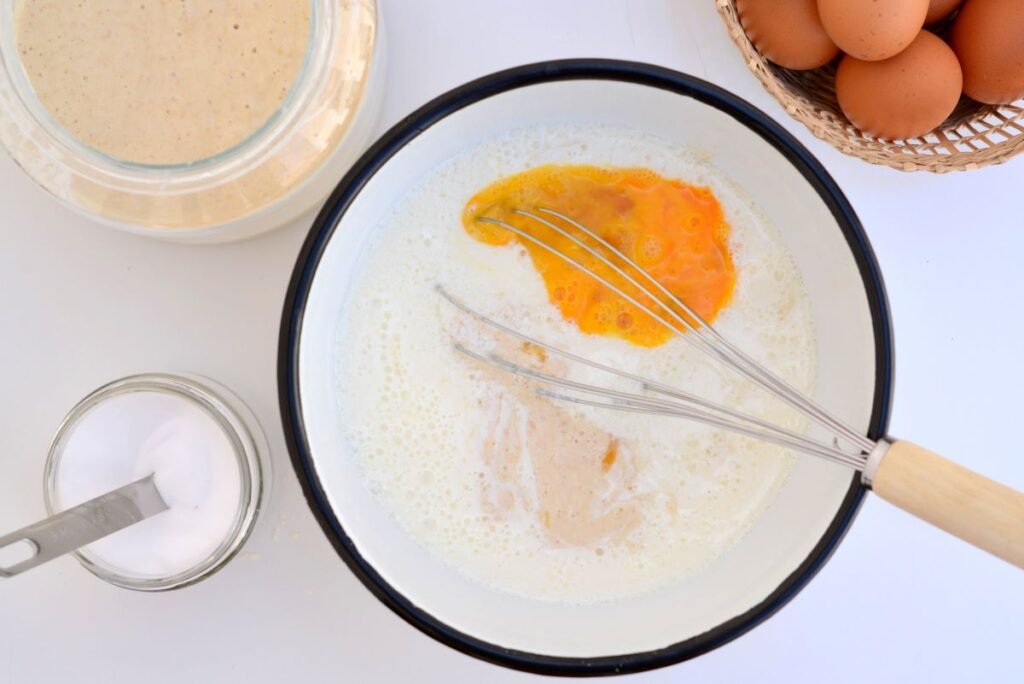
<box><xmin>279</xmin><ymin>60</ymin><xmax>893</xmax><ymax>676</ymax></box>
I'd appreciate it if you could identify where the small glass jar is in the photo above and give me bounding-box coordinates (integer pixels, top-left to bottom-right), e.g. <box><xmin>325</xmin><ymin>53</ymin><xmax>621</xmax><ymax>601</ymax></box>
<box><xmin>43</xmin><ymin>374</ymin><xmax>268</xmax><ymax>591</ymax></box>
<box><xmin>0</xmin><ymin>0</ymin><xmax>383</xmax><ymax>243</ymax></box>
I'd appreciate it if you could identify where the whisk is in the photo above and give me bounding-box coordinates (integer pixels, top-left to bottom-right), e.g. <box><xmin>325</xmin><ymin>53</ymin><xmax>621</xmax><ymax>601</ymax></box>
<box><xmin>440</xmin><ymin>207</ymin><xmax>1024</xmax><ymax>569</ymax></box>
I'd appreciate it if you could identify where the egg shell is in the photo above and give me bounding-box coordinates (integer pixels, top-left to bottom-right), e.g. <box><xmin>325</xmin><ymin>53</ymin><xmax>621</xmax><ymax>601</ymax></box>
<box><xmin>836</xmin><ymin>31</ymin><xmax>963</xmax><ymax>140</ymax></box>
<box><xmin>737</xmin><ymin>0</ymin><xmax>840</xmax><ymax>70</ymax></box>
<box><xmin>952</xmin><ymin>0</ymin><xmax>1024</xmax><ymax>104</ymax></box>
<box><xmin>926</xmin><ymin>0</ymin><xmax>964</xmax><ymax>24</ymax></box>
<box><xmin>818</xmin><ymin>0</ymin><xmax>929</xmax><ymax>61</ymax></box>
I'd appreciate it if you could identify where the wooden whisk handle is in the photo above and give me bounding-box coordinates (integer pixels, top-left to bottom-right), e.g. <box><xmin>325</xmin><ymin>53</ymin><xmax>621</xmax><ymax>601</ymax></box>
<box><xmin>870</xmin><ymin>440</ymin><xmax>1024</xmax><ymax>569</ymax></box>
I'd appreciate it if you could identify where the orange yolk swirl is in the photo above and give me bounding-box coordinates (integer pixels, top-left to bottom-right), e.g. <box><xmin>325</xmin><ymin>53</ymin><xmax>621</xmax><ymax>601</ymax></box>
<box><xmin>462</xmin><ymin>164</ymin><xmax>736</xmax><ymax>347</ymax></box>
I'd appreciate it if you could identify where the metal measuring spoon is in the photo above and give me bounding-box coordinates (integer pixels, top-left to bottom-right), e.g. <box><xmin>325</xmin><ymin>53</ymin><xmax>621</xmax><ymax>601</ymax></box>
<box><xmin>0</xmin><ymin>474</ymin><xmax>168</xmax><ymax>578</ymax></box>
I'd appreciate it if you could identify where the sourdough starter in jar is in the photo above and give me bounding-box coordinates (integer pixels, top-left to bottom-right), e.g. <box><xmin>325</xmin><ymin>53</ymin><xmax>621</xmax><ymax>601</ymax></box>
<box><xmin>14</xmin><ymin>0</ymin><xmax>311</xmax><ymax>165</ymax></box>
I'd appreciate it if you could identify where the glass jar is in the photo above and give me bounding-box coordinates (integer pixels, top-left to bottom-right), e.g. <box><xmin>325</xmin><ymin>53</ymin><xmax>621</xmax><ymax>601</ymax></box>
<box><xmin>0</xmin><ymin>0</ymin><xmax>383</xmax><ymax>243</ymax></box>
<box><xmin>43</xmin><ymin>373</ymin><xmax>268</xmax><ymax>591</ymax></box>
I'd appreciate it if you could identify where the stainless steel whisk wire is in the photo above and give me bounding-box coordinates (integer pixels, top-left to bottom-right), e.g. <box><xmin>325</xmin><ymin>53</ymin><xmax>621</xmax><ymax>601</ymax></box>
<box><xmin>442</xmin><ymin>206</ymin><xmax>877</xmax><ymax>471</ymax></box>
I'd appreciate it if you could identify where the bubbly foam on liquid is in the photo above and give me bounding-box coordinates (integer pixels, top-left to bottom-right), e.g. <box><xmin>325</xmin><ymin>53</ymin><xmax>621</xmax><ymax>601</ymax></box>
<box><xmin>336</xmin><ymin>124</ymin><xmax>816</xmax><ymax>604</ymax></box>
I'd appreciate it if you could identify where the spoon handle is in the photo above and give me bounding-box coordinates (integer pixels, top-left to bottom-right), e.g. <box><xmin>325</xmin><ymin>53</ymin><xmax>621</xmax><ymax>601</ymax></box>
<box><xmin>0</xmin><ymin>474</ymin><xmax>168</xmax><ymax>578</ymax></box>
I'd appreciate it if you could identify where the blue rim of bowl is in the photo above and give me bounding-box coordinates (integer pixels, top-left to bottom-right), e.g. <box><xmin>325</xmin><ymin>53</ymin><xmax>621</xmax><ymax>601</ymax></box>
<box><xmin>278</xmin><ymin>59</ymin><xmax>894</xmax><ymax>677</ymax></box>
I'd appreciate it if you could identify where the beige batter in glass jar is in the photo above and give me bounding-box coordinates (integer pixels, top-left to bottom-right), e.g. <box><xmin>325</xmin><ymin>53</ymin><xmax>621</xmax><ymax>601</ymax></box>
<box><xmin>0</xmin><ymin>0</ymin><xmax>384</xmax><ymax>243</ymax></box>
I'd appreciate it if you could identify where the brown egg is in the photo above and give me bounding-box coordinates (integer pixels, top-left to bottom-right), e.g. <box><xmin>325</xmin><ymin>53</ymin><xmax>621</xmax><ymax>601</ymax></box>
<box><xmin>952</xmin><ymin>0</ymin><xmax>1024</xmax><ymax>104</ymax></box>
<box><xmin>817</xmin><ymin>0</ymin><xmax>929</xmax><ymax>61</ymax></box>
<box><xmin>736</xmin><ymin>0</ymin><xmax>840</xmax><ymax>70</ymax></box>
<box><xmin>926</xmin><ymin>0</ymin><xmax>964</xmax><ymax>24</ymax></box>
<box><xmin>836</xmin><ymin>31</ymin><xmax>963</xmax><ymax>139</ymax></box>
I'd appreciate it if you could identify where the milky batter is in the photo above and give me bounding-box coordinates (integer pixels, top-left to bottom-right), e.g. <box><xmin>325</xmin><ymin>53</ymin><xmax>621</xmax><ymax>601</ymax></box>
<box><xmin>337</xmin><ymin>124</ymin><xmax>817</xmax><ymax>603</ymax></box>
<box><xmin>15</xmin><ymin>0</ymin><xmax>310</xmax><ymax>165</ymax></box>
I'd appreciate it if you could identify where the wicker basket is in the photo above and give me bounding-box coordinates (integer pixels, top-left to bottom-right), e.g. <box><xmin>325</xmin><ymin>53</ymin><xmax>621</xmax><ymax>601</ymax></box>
<box><xmin>716</xmin><ymin>0</ymin><xmax>1024</xmax><ymax>172</ymax></box>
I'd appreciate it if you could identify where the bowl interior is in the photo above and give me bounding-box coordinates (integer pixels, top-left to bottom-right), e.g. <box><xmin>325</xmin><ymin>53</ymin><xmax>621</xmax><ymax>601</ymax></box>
<box><xmin>293</xmin><ymin>76</ymin><xmax>882</xmax><ymax>660</ymax></box>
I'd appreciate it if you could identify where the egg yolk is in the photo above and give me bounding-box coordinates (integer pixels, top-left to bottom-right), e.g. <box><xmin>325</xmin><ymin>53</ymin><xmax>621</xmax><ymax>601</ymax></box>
<box><xmin>462</xmin><ymin>164</ymin><xmax>736</xmax><ymax>347</ymax></box>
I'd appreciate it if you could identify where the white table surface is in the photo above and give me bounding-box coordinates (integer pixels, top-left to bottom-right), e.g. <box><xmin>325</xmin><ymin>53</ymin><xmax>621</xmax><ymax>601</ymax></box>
<box><xmin>2</xmin><ymin>1</ymin><xmax>1022</xmax><ymax>681</ymax></box>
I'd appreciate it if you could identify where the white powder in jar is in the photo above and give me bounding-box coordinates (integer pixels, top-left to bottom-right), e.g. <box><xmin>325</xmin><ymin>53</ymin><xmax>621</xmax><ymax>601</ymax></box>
<box><xmin>52</xmin><ymin>390</ymin><xmax>243</xmax><ymax>578</ymax></box>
